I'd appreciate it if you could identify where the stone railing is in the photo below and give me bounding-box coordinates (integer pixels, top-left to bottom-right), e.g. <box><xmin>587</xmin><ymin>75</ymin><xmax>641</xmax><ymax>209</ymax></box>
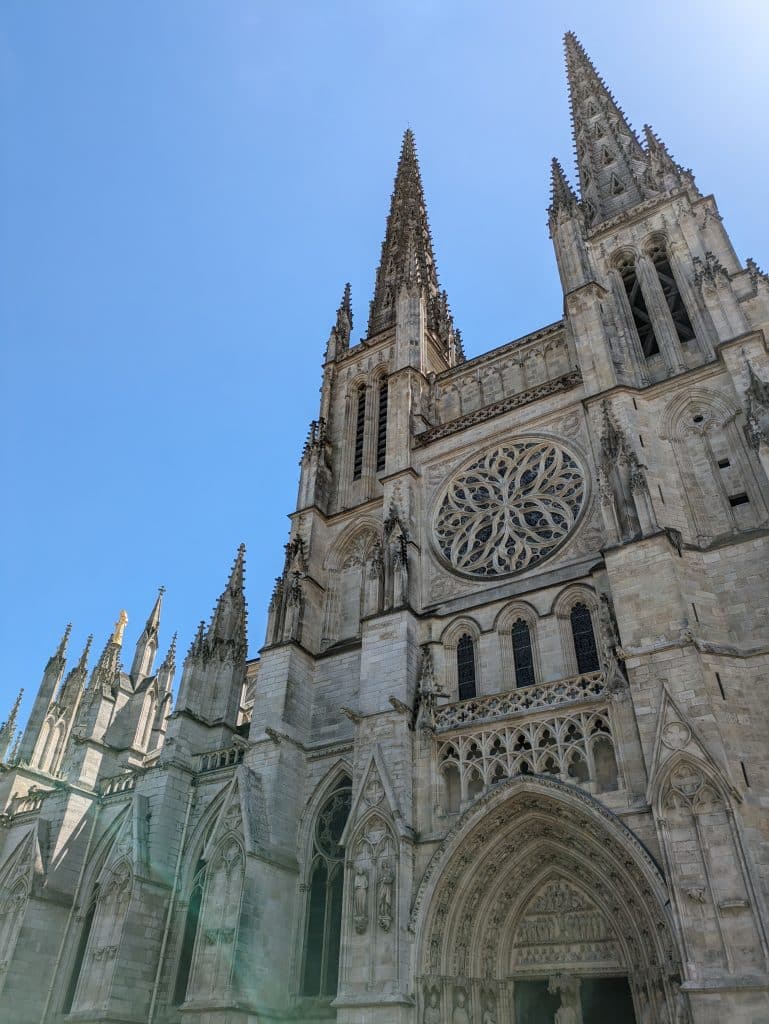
<box><xmin>198</xmin><ymin>745</ymin><xmax>245</xmax><ymax>774</ymax></box>
<box><xmin>434</xmin><ymin>671</ymin><xmax>606</xmax><ymax>732</ymax></box>
<box><xmin>11</xmin><ymin>791</ymin><xmax>46</xmax><ymax>816</ymax></box>
<box><xmin>100</xmin><ymin>772</ymin><xmax>137</xmax><ymax>798</ymax></box>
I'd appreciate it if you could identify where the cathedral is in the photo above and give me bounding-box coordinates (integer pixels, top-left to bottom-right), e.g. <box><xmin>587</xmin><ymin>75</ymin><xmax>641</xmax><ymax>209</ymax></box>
<box><xmin>2</xmin><ymin>32</ymin><xmax>769</xmax><ymax>1024</ymax></box>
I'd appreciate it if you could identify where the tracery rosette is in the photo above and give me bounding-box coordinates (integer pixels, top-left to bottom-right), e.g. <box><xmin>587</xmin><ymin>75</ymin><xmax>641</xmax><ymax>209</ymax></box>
<box><xmin>433</xmin><ymin>438</ymin><xmax>586</xmax><ymax>577</ymax></box>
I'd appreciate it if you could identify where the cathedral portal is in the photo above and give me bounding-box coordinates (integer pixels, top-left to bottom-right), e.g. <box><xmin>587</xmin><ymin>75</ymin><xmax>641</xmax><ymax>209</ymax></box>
<box><xmin>413</xmin><ymin>777</ymin><xmax>685</xmax><ymax>1023</ymax></box>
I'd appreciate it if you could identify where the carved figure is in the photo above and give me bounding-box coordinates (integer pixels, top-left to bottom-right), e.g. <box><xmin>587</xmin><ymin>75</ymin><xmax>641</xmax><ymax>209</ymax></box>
<box><xmin>423</xmin><ymin>987</ymin><xmax>441</xmax><ymax>1024</ymax></box>
<box><xmin>452</xmin><ymin>986</ymin><xmax>471</xmax><ymax>1024</ymax></box>
<box><xmin>377</xmin><ymin>860</ymin><xmax>394</xmax><ymax>931</ymax></box>
<box><xmin>353</xmin><ymin>866</ymin><xmax>368</xmax><ymax>933</ymax></box>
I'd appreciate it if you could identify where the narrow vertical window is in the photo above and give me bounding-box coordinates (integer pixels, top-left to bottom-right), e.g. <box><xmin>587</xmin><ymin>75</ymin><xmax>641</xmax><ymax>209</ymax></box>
<box><xmin>456</xmin><ymin>634</ymin><xmax>477</xmax><ymax>700</ymax></box>
<box><xmin>376</xmin><ymin>378</ymin><xmax>388</xmax><ymax>473</ymax></box>
<box><xmin>62</xmin><ymin>886</ymin><xmax>99</xmax><ymax>1013</ymax></box>
<box><xmin>173</xmin><ymin>860</ymin><xmax>205</xmax><ymax>1005</ymax></box>
<box><xmin>302</xmin><ymin>779</ymin><xmax>351</xmax><ymax>998</ymax></box>
<box><xmin>352</xmin><ymin>388</ymin><xmax>366</xmax><ymax>481</ymax></box>
<box><xmin>570</xmin><ymin>603</ymin><xmax>600</xmax><ymax>673</ymax></box>
<box><xmin>618</xmin><ymin>256</ymin><xmax>660</xmax><ymax>357</ymax></box>
<box><xmin>649</xmin><ymin>242</ymin><xmax>694</xmax><ymax>343</ymax></box>
<box><xmin>511</xmin><ymin>619</ymin><xmax>535</xmax><ymax>688</ymax></box>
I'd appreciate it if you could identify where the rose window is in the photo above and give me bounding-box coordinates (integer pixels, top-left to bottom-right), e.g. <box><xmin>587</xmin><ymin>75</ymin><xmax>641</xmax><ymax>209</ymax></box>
<box><xmin>433</xmin><ymin>439</ymin><xmax>586</xmax><ymax>577</ymax></box>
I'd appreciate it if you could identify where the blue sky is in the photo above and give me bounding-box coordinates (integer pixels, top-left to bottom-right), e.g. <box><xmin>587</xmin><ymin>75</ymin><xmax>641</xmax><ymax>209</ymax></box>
<box><xmin>2</xmin><ymin>1</ymin><xmax>768</xmax><ymax>727</ymax></box>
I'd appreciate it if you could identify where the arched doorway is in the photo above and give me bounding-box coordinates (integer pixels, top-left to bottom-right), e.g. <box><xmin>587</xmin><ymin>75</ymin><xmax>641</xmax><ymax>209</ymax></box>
<box><xmin>413</xmin><ymin>777</ymin><xmax>688</xmax><ymax>1023</ymax></box>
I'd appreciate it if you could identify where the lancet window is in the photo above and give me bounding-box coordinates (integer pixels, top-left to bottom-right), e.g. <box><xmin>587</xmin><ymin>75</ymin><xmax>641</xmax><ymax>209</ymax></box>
<box><xmin>376</xmin><ymin>377</ymin><xmax>389</xmax><ymax>473</ymax></box>
<box><xmin>570</xmin><ymin>603</ymin><xmax>600</xmax><ymax>674</ymax></box>
<box><xmin>172</xmin><ymin>858</ymin><xmax>206</xmax><ymax>1006</ymax></box>
<box><xmin>511</xmin><ymin>619</ymin><xmax>536</xmax><ymax>688</ymax></box>
<box><xmin>648</xmin><ymin>239</ymin><xmax>695</xmax><ymax>344</ymax></box>
<box><xmin>457</xmin><ymin>634</ymin><xmax>477</xmax><ymax>700</ymax></box>
<box><xmin>62</xmin><ymin>885</ymin><xmax>99</xmax><ymax>1013</ymax></box>
<box><xmin>617</xmin><ymin>254</ymin><xmax>659</xmax><ymax>358</ymax></box>
<box><xmin>302</xmin><ymin>777</ymin><xmax>352</xmax><ymax>998</ymax></box>
<box><xmin>352</xmin><ymin>386</ymin><xmax>366</xmax><ymax>481</ymax></box>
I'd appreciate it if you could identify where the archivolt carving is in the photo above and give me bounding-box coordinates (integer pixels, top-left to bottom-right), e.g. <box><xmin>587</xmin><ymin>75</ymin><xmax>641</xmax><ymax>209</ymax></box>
<box><xmin>412</xmin><ymin>777</ymin><xmax>679</xmax><ymax>1000</ymax></box>
<box><xmin>432</xmin><ymin>438</ymin><xmax>587</xmax><ymax>578</ymax></box>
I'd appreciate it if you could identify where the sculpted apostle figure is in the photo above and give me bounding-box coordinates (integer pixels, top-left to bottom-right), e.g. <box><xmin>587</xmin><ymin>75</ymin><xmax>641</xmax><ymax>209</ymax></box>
<box><xmin>377</xmin><ymin>860</ymin><xmax>394</xmax><ymax>930</ymax></box>
<box><xmin>452</xmin><ymin>987</ymin><xmax>471</xmax><ymax>1024</ymax></box>
<box><xmin>423</xmin><ymin>987</ymin><xmax>441</xmax><ymax>1024</ymax></box>
<box><xmin>353</xmin><ymin>866</ymin><xmax>368</xmax><ymax>932</ymax></box>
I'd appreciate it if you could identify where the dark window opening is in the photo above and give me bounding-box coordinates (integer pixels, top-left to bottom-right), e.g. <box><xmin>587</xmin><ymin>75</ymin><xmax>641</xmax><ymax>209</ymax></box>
<box><xmin>376</xmin><ymin>379</ymin><xmax>388</xmax><ymax>473</ymax></box>
<box><xmin>457</xmin><ymin>634</ymin><xmax>477</xmax><ymax>701</ymax></box>
<box><xmin>658</xmin><ymin>485</ymin><xmax>665</xmax><ymax>504</ymax></box>
<box><xmin>692</xmin><ymin>603</ymin><xmax>700</xmax><ymax>622</ymax></box>
<box><xmin>717</xmin><ymin>458</ymin><xmax>731</xmax><ymax>469</ymax></box>
<box><xmin>511</xmin><ymin>619</ymin><xmax>536</xmax><ymax>688</ymax></box>
<box><xmin>173</xmin><ymin>860</ymin><xmax>205</xmax><ymax>1005</ymax></box>
<box><xmin>651</xmin><ymin>248</ymin><xmax>695</xmax><ymax>344</ymax></box>
<box><xmin>741</xmin><ymin>761</ymin><xmax>751</xmax><ymax>788</ymax></box>
<box><xmin>729</xmin><ymin>492</ymin><xmax>749</xmax><ymax>507</ymax></box>
<box><xmin>638</xmin><ymin>434</ymin><xmax>645</xmax><ymax>448</ymax></box>
<box><xmin>619</xmin><ymin>261</ymin><xmax>660</xmax><ymax>357</ymax></box>
<box><xmin>570</xmin><ymin>604</ymin><xmax>600</xmax><ymax>674</ymax></box>
<box><xmin>63</xmin><ymin>886</ymin><xmax>98</xmax><ymax>1013</ymax></box>
<box><xmin>352</xmin><ymin>388</ymin><xmax>366</xmax><ymax>481</ymax></box>
<box><xmin>715</xmin><ymin>672</ymin><xmax>726</xmax><ymax>700</ymax></box>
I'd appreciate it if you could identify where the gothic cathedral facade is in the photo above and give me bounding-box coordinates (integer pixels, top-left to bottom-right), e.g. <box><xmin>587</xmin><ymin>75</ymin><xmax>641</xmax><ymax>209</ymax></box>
<box><xmin>2</xmin><ymin>33</ymin><xmax>769</xmax><ymax>1024</ymax></box>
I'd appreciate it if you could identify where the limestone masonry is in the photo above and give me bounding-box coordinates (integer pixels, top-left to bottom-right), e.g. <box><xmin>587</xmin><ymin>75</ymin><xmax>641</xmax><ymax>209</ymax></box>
<box><xmin>1</xmin><ymin>32</ymin><xmax>768</xmax><ymax>1024</ymax></box>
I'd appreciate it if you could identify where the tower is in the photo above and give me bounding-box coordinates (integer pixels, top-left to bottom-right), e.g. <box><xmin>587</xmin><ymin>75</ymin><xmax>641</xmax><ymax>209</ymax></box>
<box><xmin>1</xmin><ymin>31</ymin><xmax>768</xmax><ymax>1024</ymax></box>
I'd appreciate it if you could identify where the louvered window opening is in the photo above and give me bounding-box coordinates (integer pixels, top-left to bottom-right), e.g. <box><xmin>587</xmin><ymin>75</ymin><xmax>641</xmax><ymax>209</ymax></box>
<box><xmin>620</xmin><ymin>262</ymin><xmax>660</xmax><ymax>357</ymax></box>
<box><xmin>651</xmin><ymin>249</ymin><xmax>695</xmax><ymax>344</ymax></box>
<box><xmin>570</xmin><ymin>603</ymin><xmax>601</xmax><ymax>674</ymax></box>
<box><xmin>352</xmin><ymin>389</ymin><xmax>366</xmax><ymax>481</ymax></box>
<box><xmin>376</xmin><ymin>380</ymin><xmax>388</xmax><ymax>472</ymax></box>
<box><xmin>511</xmin><ymin>619</ymin><xmax>536</xmax><ymax>688</ymax></box>
<box><xmin>457</xmin><ymin>634</ymin><xmax>477</xmax><ymax>701</ymax></box>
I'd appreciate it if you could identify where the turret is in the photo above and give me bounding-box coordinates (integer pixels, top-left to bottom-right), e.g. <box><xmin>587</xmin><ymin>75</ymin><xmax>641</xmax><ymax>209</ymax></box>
<box><xmin>0</xmin><ymin>689</ymin><xmax>23</xmax><ymax>761</ymax></box>
<box><xmin>130</xmin><ymin>587</ymin><xmax>164</xmax><ymax>682</ymax></box>
<box><xmin>174</xmin><ymin>545</ymin><xmax>248</xmax><ymax>729</ymax></box>
<box><xmin>16</xmin><ymin>624</ymin><xmax>70</xmax><ymax>764</ymax></box>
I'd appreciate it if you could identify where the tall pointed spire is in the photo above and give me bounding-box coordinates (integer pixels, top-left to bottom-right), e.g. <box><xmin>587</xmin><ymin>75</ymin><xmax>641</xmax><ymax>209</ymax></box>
<box><xmin>564</xmin><ymin>32</ymin><xmax>648</xmax><ymax>224</ymax></box>
<box><xmin>90</xmin><ymin>611</ymin><xmax>127</xmax><ymax>694</ymax></box>
<box><xmin>207</xmin><ymin>544</ymin><xmax>248</xmax><ymax>661</ymax></box>
<box><xmin>643</xmin><ymin>124</ymin><xmax>699</xmax><ymax>196</ymax></box>
<box><xmin>0</xmin><ymin>689</ymin><xmax>24</xmax><ymax>760</ymax></box>
<box><xmin>57</xmin><ymin>634</ymin><xmax>93</xmax><ymax>709</ymax></box>
<box><xmin>16</xmin><ymin>625</ymin><xmax>71</xmax><ymax>764</ymax></box>
<box><xmin>548</xmin><ymin>157</ymin><xmax>579</xmax><ymax>217</ymax></box>
<box><xmin>325</xmin><ymin>283</ymin><xmax>353</xmax><ymax>361</ymax></box>
<box><xmin>131</xmin><ymin>587</ymin><xmax>164</xmax><ymax>680</ymax></box>
<box><xmin>367</xmin><ymin>130</ymin><xmax>442</xmax><ymax>337</ymax></box>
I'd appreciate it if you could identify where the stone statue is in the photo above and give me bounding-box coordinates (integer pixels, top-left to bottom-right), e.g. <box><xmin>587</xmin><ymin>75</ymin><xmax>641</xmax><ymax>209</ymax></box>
<box><xmin>353</xmin><ymin>866</ymin><xmax>368</xmax><ymax>933</ymax></box>
<box><xmin>482</xmin><ymin>995</ymin><xmax>497</xmax><ymax>1024</ymax></box>
<box><xmin>377</xmin><ymin>860</ymin><xmax>394</xmax><ymax>931</ymax></box>
<box><xmin>452</xmin><ymin>987</ymin><xmax>471</xmax><ymax>1024</ymax></box>
<box><xmin>423</xmin><ymin>987</ymin><xmax>441</xmax><ymax>1024</ymax></box>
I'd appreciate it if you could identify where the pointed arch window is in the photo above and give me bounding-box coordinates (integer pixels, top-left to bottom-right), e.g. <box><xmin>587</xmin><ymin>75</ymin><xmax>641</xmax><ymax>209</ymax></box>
<box><xmin>648</xmin><ymin>241</ymin><xmax>695</xmax><ymax>344</ymax></box>
<box><xmin>302</xmin><ymin>778</ymin><xmax>351</xmax><ymax>998</ymax></box>
<box><xmin>173</xmin><ymin>858</ymin><xmax>205</xmax><ymax>1005</ymax></box>
<box><xmin>376</xmin><ymin>377</ymin><xmax>389</xmax><ymax>473</ymax></box>
<box><xmin>570</xmin><ymin>603</ymin><xmax>600</xmax><ymax>674</ymax></box>
<box><xmin>352</xmin><ymin>387</ymin><xmax>366</xmax><ymax>481</ymax></box>
<box><xmin>62</xmin><ymin>884</ymin><xmax>99</xmax><ymax>1014</ymax></box>
<box><xmin>511</xmin><ymin>619</ymin><xmax>535</xmax><ymax>688</ymax></box>
<box><xmin>456</xmin><ymin>634</ymin><xmax>477</xmax><ymax>701</ymax></box>
<box><xmin>617</xmin><ymin>255</ymin><xmax>660</xmax><ymax>357</ymax></box>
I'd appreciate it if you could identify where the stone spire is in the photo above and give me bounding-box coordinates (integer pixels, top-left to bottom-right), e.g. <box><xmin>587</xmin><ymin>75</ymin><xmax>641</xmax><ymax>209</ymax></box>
<box><xmin>643</xmin><ymin>124</ymin><xmax>699</xmax><ymax>196</ymax></box>
<box><xmin>131</xmin><ymin>587</ymin><xmax>164</xmax><ymax>681</ymax></box>
<box><xmin>16</xmin><ymin>624</ymin><xmax>71</xmax><ymax>764</ymax></box>
<box><xmin>206</xmin><ymin>544</ymin><xmax>248</xmax><ymax>662</ymax></box>
<box><xmin>325</xmin><ymin>282</ymin><xmax>353</xmax><ymax>361</ymax></box>
<box><xmin>0</xmin><ymin>689</ymin><xmax>24</xmax><ymax>761</ymax></box>
<box><xmin>548</xmin><ymin>157</ymin><xmax>579</xmax><ymax>218</ymax></box>
<box><xmin>564</xmin><ymin>32</ymin><xmax>648</xmax><ymax>224</ymax></box>
<box><xmin>367</xmin><ymin>130</ymin><xmax>442</xmax><ymax>337</ymax></box>
<box><xmin>90</xmin><ymin>611</ymin><xmax>128</xmax><ymax>695</ymax></box>
<box><xmin>57</xmin><ymin>634</ymin><xmax>93</xmax><ymax>709</ymax></box>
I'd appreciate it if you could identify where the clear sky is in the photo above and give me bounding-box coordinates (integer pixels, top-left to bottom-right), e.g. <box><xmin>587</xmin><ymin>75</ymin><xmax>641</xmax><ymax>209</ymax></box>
<box><xmin>2</xmin><ymin>1</ymin><xmax>768</xmax><ymax>728</ymax></box>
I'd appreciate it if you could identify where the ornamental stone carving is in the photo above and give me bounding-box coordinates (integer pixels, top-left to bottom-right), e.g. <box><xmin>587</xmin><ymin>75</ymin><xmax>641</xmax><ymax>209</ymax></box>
<box><xmin>432</xmin><ymin>438</ymin><xmax>586</xmax><ymax>578</ymax></box>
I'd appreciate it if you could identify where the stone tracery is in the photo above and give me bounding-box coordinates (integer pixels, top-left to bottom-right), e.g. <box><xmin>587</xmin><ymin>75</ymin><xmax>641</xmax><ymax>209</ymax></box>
<box><xmin>433</xmin><ymin>438</ymin><xmax>586</xmax><ymax>577</ymax></box>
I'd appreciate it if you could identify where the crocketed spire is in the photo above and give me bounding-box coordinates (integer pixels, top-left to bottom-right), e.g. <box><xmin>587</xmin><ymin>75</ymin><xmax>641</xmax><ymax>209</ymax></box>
<box><xmin>564</xmin><ymin>32</ymin><xmax>648</xmax><ymax>224</ymax></box>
